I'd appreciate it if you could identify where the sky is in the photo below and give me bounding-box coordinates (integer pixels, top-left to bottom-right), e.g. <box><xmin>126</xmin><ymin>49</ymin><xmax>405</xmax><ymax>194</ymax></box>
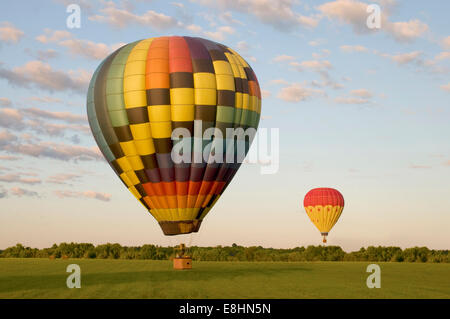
<box><xmin>0</xmin><ymin>0</ymin><xmax>449</xmax><ymax>252</ymax></box>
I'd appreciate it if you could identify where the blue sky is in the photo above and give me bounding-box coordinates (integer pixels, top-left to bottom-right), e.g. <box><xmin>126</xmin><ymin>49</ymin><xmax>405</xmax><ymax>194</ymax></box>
<box><xmin>0</xmin><ymin>0</ymin><xmax>449</xmax><ymax>251</ymax></box>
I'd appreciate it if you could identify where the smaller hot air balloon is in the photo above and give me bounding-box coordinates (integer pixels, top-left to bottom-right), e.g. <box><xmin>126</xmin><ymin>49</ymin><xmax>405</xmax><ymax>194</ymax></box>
<box><xmin>303</xmin><ymin>188</ymin><xmax>344</xmax><ymax>243</ymax></box>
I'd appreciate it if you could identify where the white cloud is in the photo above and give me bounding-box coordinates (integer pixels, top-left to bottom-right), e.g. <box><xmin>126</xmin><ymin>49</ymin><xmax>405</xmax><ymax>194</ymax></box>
<box><xmin>0</xmin><ymin>155</ymin><xmax>20</xmax><ymax>161</ymax></box>
<box><xmin>35</xmin><ymin>49</ymin><xmax>59</xmax><ymax>62</ymax></box>
<box><xmin>186</xmin><ymin>24</ymin><xmax>203</xmax><ymax>33</ymax></box>
<box><xmin>261</xmin><ymin>89</ymin><xmax>271</xmax><ymax>98</ymax></box>
<box><xmin>0</xmin><ymin>108</ymin><xmax>25</xmax><ymax>130</ymax></box>
<box><xmin>36</xmin><ymin>29</ymin><xmax>121</xmax><ymax>60</ymax></box>
<box><xmin>0</xmin><ymin>60</ymin><xmax>90</xmax><ymax>94</ymax></box>
<box><xmin>0</xmin><ymin>106</ymin><xmax>89</xmax><ymax>137</ymax></box>
<box><xmin>0</xmin><ymin>21</ymin><xmax>24</xmax><ymax>43</ymax></box>
<box><xmin>54</xmin><ymin>0</ymin><xmax>94</xmax><ymax>12</ymax></box>
<box><xmin>318</xmin><ymin>0</ymin><xmax>375</xmax><ymax>33</ymax></box>
<box><xmin>171</xmin><ymin>2</ymin><xmax>184</xmax><ymax>8</ymax></box>
<box><xmin>35</xmin><ymin>29</ymin><xmax>71</xmax><ymax>44</ymax></box>
<box><xmin>10</xmin><ymin>187</ymin><xmax>39</xmax><ymax>197</ymax></box>
<box><xmin>270</xmin><ymin>79</ymin><xmax>290</xmax><ymax>85</ymax></box>
<box><xmin>440</xmin><ymin>83</ymin><xmax>450</xmax><ymax>92</ymax></box>
<box><xmin>27</xmin><ymin>120</ymin><xmax>90</xmax><ymax>137</ymax></box>
<box><xmin>203</xmin><ymin>26</ymin><xmax>235</xmax><ymax>41</ymax></box>
<box><xmin>220</xmin><ymin>11</ymin><xmax>244</xmax><ymax>25</ymax></box>
<box><xmin>312</xmin><ymin>49</ymin><xmax>331</xmax><ymax>59</ymax></box>
<box><xmin>298</xmin><ymin>15</ymin><xmax>320</xmax><ymax>28</ymax></box>
<box><xmin>0</xmin><ymin>130</ymin><xmax>18</xmax><ymax>148</ymax></box>
<box><xmin>434</xmin><ymin>52</ymin><xmax>450</xmax><ymax>61</ymax></box>
<box><xmin>350</xmin><ymin>89</ymin><xmax>372</xmax><ymax>98</ymax></box>
<box><xmin>273</xmin><ymin>55</ymin><xmax>296</xmax><ymax>63</ymax></box>
<box><xmin>289</xmin><ymin>59</ymin><xmax>343</xmax><ymax>89</ymax></box>
<box><xmin>277</xmin><ymin>83</ymin><xmax>324</xmax><ymax>102</ymax></box>
<box><xmin>441</xmin><ymin>36</ymin><xmax>450</xmax><ymax>50</ymax></box>
<box><xmin>318</xmin><ymin>0</ymin><xmax>428</xmax><ymax>42</ymax></box>
<box><xmin>27</xmin><ymin>96</ymin><xmax>63</xmax><ymax>104</ymax></box>
<box><xmin>340</xmin><ymin>44</ymin><xmax>368</xmax><ymax>53</ymax></box>
<box><xmin>308</xmin><ymin>39</ymin><xmax>324</xmax><ymax>47</ymax></box>
<box><xmin>236</xmin><ymin>40</ymin><xmax>250</xmax><ymax>52</ymax></box>
<box><xmin>47</xmin><ymin>173</ymin><xmax>82</xmax><ymax>185</ymax></box>
<box><xmin>89</xmin><ymin>2</ymin><xmax>180</xmax><ymax>29</ymax></box>
<box><xmin>59</xmin><ymin>39</ymin><xmax>112</xmax><ymax>60</ymax></box>
<box><xmin>234</xmin><ymin>41</ymin><xmax>257</xmax><ymax>62</ymax></box>
<box><xmin>193</xmin><ymin>0</ymin><xmax>319</xmax><ymax>31</ymax></box>
<box><xmin>0</xmin><ymin>97</ymin><xmax>11</xmax><ymax>106</ymax></box>
<box><xmin>335</xmin><ymin>87</ymin><xmax>373</xmax><ymax>104</ymax></box>
<box><xmin>23</xmin><ymin>107</ymin><xmax>86</xmax><ymax>124</ymax></box>
<box><xmin>381</xmin><ymin>51</ymin><xmax>423</xmax><ymax>65</ymax></box>
<box><xmin>1</xmin><ymin>140</ymin><xmax>102</xmax><ymax>161</ymax></box>
<box><xmin>334</xmin><ymin>96</ymin><xmax>369</xmax><ymax>104</ymax></box>
<box><xmin>54</xmin><ymin>190</ymin><xmax>111</xmax><ymax>202</ymax></box>
<box><xmin>386</xmin><ymin>19</ymin><xmax>429</xmax><ymax>42</ymax></box>
<box><xmin>0</xmin><ymin>173</ymin><xmax>41</xmax><ymax>185</ymax></box>
<box><xmin>377</xmin><ymin>50</ymin><xmax>448</xmax><ymax>74</ymax></box>
<box><xmin>290</xmin><ymin>60</ymin><xmax>332</xmax><ymax>72</ymax></box>
<box><xmin>185</xmin><ymin>24</ymin><xmax>235</xmax><ymax>41</ymax></box>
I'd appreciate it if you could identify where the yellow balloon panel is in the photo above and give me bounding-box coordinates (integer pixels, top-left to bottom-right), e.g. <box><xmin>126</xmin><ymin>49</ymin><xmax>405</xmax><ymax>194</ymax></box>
<box><xmin>305</xmin><ymin>205</ymin><xmax>344</xmax><ymax>233</ymax></box>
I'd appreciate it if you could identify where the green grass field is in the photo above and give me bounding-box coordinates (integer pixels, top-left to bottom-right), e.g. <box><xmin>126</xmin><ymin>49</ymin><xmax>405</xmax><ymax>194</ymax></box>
<box><xmin>0</xmin><ymin>259</ymin><xmax>449</xmax><ymax>298</ymax></box>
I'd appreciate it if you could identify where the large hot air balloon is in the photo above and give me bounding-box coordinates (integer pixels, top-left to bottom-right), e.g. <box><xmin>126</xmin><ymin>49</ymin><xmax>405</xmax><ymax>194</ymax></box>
<box><xmin>87</xmin><ymin>36</ymin><xmax>261</xmax><ymax>237</ymax></box>
<box><xmin>303</xmin><ymin>188</ymin><xmax>344</xmax><ymax>243</ymax></box>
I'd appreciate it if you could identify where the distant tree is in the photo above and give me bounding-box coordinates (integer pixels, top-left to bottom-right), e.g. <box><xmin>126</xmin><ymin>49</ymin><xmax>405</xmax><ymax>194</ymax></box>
<box><xmin>0</xmin><ymin>243</ymin><xmax>448</xmax><ymax>263</ymax></box>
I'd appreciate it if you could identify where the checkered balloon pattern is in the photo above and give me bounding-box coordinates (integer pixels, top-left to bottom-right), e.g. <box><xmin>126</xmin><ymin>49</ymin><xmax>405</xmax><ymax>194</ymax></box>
<box><xmin>87</xmin><ymin>36</ymin><xmax>261</xmax><ymax>235</ymax></box>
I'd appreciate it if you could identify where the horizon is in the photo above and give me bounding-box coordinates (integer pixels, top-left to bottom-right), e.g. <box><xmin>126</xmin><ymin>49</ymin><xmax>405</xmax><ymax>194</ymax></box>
<box><xmin>2</xmin><ymin>241</ymin><xmax>446</xmax><ymax>255</ymax></box>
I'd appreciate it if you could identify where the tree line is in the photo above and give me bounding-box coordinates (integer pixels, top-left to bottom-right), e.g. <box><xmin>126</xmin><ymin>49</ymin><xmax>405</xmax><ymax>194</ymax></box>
<box><xmin>0</xmin><ymin>243</ymin><xmax>448</xmax><ymax>263</ymax></box>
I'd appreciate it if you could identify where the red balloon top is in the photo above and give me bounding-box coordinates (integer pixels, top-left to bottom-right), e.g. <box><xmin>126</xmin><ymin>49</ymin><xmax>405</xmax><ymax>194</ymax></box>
<box><xmin>303</xmin><ymin>188</ymin><xmax>344</xmax><ymax>207</ymax></box>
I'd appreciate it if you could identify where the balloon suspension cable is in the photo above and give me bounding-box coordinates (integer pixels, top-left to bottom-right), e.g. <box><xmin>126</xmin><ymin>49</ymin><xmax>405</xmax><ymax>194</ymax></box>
<box><xmin>186</xmin><ymin>233</ymin><xmax>193</xmax><ymax>256</ymax></box>
<box><xmin>188</xmin><ymin>233</ymin><xmax>193</xmax><ymax>247</ymax></box>
<box><xmin>176</xmin><ymin>243</ymin><xmax>189</xmax><ymax>258</ymax></box>
<box><xmin>165</xmin><ymin>235</ymin><xmax>175</xmax><ymax>256</ymax></box>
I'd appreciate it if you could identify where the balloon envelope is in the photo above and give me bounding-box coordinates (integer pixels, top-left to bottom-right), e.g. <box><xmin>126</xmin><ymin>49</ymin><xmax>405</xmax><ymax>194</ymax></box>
<box><xmin>87</xmin><ymin>36</ymin><xmax>261</xmax><ymax>236</ymax></box>
<box><xmin>303</xmin><ymin>188</ymin><xmax>344</xmax><ymax>242</ymax></box>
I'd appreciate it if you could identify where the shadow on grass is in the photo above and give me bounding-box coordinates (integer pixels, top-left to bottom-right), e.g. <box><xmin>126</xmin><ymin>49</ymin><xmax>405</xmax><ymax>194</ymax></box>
<box><xmin>0</xmin><ymin>264</ymin><xmax>313</xmax><ymax>293</ymax></box>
